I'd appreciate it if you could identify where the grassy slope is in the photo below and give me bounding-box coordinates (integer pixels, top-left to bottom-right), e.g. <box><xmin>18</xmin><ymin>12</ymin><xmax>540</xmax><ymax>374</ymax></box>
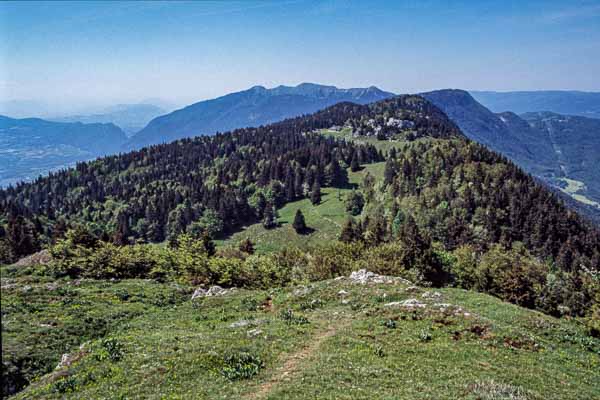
<box><xmin>0</xmin><ymin>267</ymin><xmax>189</xmax><ymax>396</ymax></box>
<box><xmin>558</xmin><ymin>177</ymin><xmax>600</xmax><ymax>208</ymax></box>
<box><xmin>218</xmin><ymin>128</ymin><xmax>433</xmax><ymax>253</ymax></box>
<box><xmin>217</xmin><ymin>162</ymin><xmax>386</xmax><ymax>253</ymax></box>
<box><xmin>323</xmin><ymin>127</ymin><xmax>406</xmax><ymax>153</ymax></box>
<box><xmin>6</xmin><ymin>274</ymin><xmax>599</xmax><ymax>399</ymax></box>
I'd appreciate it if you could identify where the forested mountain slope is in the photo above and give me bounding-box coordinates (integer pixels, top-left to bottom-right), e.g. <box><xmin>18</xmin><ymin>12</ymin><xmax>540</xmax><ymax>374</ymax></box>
<box><xmin>2</xmin><ymin>94</ymin><xmax>599</xmax><ymax>271</ymax></box>
<box><xmin>522</xmin><ymin>112</ymin><xmax>600</xmax><ymax>203</ymax></box>
<box><xmin>422</xmin><ymin>90</ymin><xmax>600</xmax><ymax>223</ymax></box>
<box><xmin>127</xmin><ymin>83</ymin><xmax>394</xmax><ymax>148</ymax></box>
<box><xmin>1</xmin><ymin>93</ymin><xmax>599</xmax><ymax>294</ymax></box>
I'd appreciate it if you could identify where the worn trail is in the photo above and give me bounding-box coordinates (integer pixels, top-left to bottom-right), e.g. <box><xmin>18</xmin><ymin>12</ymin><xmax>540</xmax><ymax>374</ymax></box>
<box><xmin>245</xmin><ymin>321</ymin><xmax>344</xmax><ymax>399</ymax></box>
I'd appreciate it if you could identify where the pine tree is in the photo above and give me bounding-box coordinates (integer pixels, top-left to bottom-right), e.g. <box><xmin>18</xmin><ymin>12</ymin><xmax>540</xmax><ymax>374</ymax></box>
<box><xmin>339</xmin><ymin>218</ymin><xmax>357</xmax><ymax>243</ymax></box>
<box><xmin>200</xmin><ymin>230</ymin><xmax>216</xmax><ymax>257</ymax></box>
<box><xmin>345</xmin><ymin>190</ymin><xmax>365</xmax><ymax>216</ymax></box>
<box><xmin>262</xmin><ymin>203</ymin><xmax>278</xmax><ymax>229</ymax></box>
<box><xmin>292</xmin><ymin>209</ymin><xmax>307</xmax><ymax>233</ymax></box>
<box><xmin>391</xmin><ymin>209</ymin><xmax>405</xmax><ymax>238</ymax></box>
<box><xmin>350</xmin><ymin>153</ymin><xmax>360</xmax><ymax>172</ymax></box>
<box><xmin>325</xmin><ymin>160</ymin><xmax>346</xmax><ymax>187</ymax></box>
<box><xmin>310</xmin><ymin>181</ymin><xmax>322</xmax><ymax>205</ymax></box>
<box><xmin>6</xmin><ymin>216</ymin><xmax>39</xmax><ymax>261</ymax></box>
<box><xmin>383</xmin><ymin>157</ymin><xmax>397</xmax><ymax>186</ymax></box>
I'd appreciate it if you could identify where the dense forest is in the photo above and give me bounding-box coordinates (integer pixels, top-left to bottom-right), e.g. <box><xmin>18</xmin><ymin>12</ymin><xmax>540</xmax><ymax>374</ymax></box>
<box><xmin>1</xmin><ymin>95</ymin><xmax>599</xmax><ymax>316</ymax></box>
<box><xmin>0</xmin><ymin>96</ymin><xmax>460</xmax><ymax>261</ymax></box>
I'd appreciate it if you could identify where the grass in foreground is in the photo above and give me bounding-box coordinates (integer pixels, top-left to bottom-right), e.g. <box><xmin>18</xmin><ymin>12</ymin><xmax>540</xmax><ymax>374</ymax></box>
<box><xmin>4</xmin><ymin>270</ymin><xmax>599</xmax><ymax>399</ymax></box>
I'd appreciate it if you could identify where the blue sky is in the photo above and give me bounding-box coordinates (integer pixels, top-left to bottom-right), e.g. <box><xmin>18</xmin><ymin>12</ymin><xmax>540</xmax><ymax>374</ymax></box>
<box><xmin>1</xmin><ymin>0</ymin><xmax>599</xmax><ymax>111</ymax></box>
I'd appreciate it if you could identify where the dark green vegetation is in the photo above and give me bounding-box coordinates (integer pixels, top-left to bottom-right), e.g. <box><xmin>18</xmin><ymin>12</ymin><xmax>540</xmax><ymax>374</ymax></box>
<box><xmin>2</xmin><ymin>94</ymin><xmax>600</xmax><ymax>398</ymax></box>
<box><xmin>423</xmin><ymin>90</ymin><xmax>600</xmax><ymax>223</ymax></box>
<box><xmin>0</xmin><ymin>115</ymin><xmax>127</xmax><ymax>187</ymax></box>
<box><xmin>128</xmin><ymin>83</ymin><xmax>394</xmax><ymax>149</ymax></box>
<box><xmin>2</xmin><ymin>269</ymin><xmax>599</xmax><ymax>399</ymax></box>
<box><xmin>1</xmin><ymin>94</ymin><xmax>463</xmax><ymax>264</ymax></box>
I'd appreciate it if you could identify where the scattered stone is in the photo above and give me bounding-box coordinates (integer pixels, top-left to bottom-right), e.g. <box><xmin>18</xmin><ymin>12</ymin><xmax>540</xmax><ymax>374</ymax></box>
<box><xmin>348</xmin><ymin>269</ymin><xmax>411</xmax><ymax>285</ymax></box>
<box><xmin>45</xmin><ymin>282</ymin><xmax>59</xmax><ymax>291</ymax></box>
<box><xmin>247</xmin><ymin>328</ymin><xmax>263</xmax><ymax>337</ymax></box>
<box><xmin>434</xmin><ymin>303</ymin><xmax>473</xmax><ymax>317</ymax></box>
<box><xmin>293</xmin><ymin>286</ymin><xmax>311</xmax><ymax>296</ymax></box>
<box><xmin>191</xmin><ymin>285</ymin><xmax>236</xmax><ymax>300</ymax></box>
<box><xmin>334</xmin><ymin>276</ymin><xmax>345</xmax><ymax>281</ymax></box>
<box><xmin>22</xmin><ymin>285</ymin><xmax>32</xmax><ymax>293</ymax></box>
<box><xmin>341</xmin><ymin>299</ymin><xmax>350</xmax><ymax>305</ymax></box>
<box><xmin>385</xmin><ymin>298</ymin><xmax>426</xmax><ymax>308</ymax></box>
<box><xmin>337</xmin><ymin>290</ymin><xmax>348</xmax><ymax>296</ymax></box>
<box><xmin>230</xmin><ymin>320</ymin><xmax>251</xmax><ymax>328</ymax></box>
<box><xmin>421</xmin><ymin>291</ymin><xmax>442</xmax><ymax>299</ymax></box>
<box><xmin>406</xmin><ymin>286</ymin><xmax>420</xmax><ymax>292</ymax></box>
<box><xmin>191</xmin><ymin>288</ymin><xmax>207</xmax><ymax>299</ymax></box>
<box><xmin>56</xmin><ymin>353</ymin><xmax>71</xmax><ymax>370</ymax></box>
<box><xmin>229</xmin><ymin>318</ymin><xmax>267</xmax><ymax>329</ymax></box>
<box><xmin>55</xmin><ymin>343</ymin><xmax>88</xmax><ymax>370</ymax></box>
<box><xmin>0</xmin><ymin>282</ymin><xmax>18</xmax><ymax>290</ymax></box>
<box><xmin>12</xmin><ymin>249</ymin><xmax>52</xmax><ymax>267</ymax></box>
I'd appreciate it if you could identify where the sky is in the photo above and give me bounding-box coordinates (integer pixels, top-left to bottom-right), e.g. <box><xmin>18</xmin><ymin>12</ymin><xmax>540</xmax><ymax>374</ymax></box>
<box><xmin>1</xmin><ymin>0</ymin><xmax>600</xmax><ymax>114</ymax></box>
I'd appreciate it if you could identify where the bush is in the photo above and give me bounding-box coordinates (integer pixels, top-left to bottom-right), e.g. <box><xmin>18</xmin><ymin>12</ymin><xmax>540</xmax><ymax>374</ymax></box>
<box><xmin>95</xmin><ymin>338</ymin><xmax>125</xmax><ymax>362</ymax></box>
<box><xmin>220</xmin><ymin>351</ymin><xmax>264</xmax><ymax>380</ymax></box>
<box><xmin>279</xmin><ymin>309</ymin><xmax>309</xmax><ymax>325</ymax></box>
<box><xmin>53</xmin><ymin>376</ymin><xmax>77</xmax><ymax>394</ymax></box>
<box><xmin>305</xmin><ymin>242</ymin><xmax>364</xmax><ymax>281</ymax></box>
<box><xmin>476</xmin><ymin>243</ymin><xmax>547</xmax><ymax>308</ymax></box>
<box><xmin>450</xmin><ymin>245</ymin><xmax>479</xmax><ymax>289</ymax></box>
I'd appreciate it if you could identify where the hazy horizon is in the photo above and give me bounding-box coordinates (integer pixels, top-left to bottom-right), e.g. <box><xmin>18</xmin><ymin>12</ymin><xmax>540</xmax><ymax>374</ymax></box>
<box><xmin>1</xmin><ymin>0</ymin><xmax>600</xmax><ymax>116</ymax></box>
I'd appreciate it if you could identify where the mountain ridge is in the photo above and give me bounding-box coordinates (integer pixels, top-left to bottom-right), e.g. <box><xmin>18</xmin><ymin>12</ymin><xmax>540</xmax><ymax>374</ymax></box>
<box><xmin>52</xmin><ymin>103</ymin><xmax>166</xmax><ymax>136</ymax></box>
<box><xmin>471</xmin><ymin>90</ymin><xmax>600</xmax><ymax>119</ymax></box>
<box><xmin>421</xmin><ymin>89</ymin><xmax>600</xmax><ymax>223</ymax></box>
<box><xmin>0</xmin><ymin>115</ymin><xmax>127</xmax><ymax>187</ymax></box>
<box><xmin>127</xmin><ymin>83</ymin><xmax>395</xmax><ymax>149</ymax></box>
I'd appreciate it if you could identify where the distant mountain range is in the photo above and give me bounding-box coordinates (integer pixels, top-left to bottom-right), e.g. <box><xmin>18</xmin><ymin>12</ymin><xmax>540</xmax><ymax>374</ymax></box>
<box><xmin>2</xmin><ymin>85</ymin><xmax>599</xmax><ymax>225</ymax></box>
<box><xmin>471</xmin><ymin>90</ymin><xmax>600</xmax><ymax>119</ymax></box>
<box><xmin>0</xmin><ymin>116</ymin><xmax>127</xmax><ymax>187</ymax></box>
<box><xmin>52</xmin><ymin>104</ymin><xmax>166</xmax><ymax>136</ymax></box>
<box><xmin>127</xmin><ymin>83</ymin><xmax>394</xmax><ymax>149</ymax></box>
<box><xmin>422</xmin><ymin>90</ymin><xmax>600</xmax><ymax>223</ymax></box>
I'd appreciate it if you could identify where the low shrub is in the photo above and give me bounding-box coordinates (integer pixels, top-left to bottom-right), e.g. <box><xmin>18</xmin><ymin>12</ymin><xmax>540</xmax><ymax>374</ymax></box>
<box><xmin>278</xmin><ymin>309</ymin><xmax>309</xmax><ymax>325</ymax></box>
<box><xmin>94</xmin><ymin>338</ymin><xmax>125</xmax><ymax>362</ymax></box>
<box><xmin>220</xmin><ymin>351</ymin><xmax>264</xmax><ymax>380</ymax></box>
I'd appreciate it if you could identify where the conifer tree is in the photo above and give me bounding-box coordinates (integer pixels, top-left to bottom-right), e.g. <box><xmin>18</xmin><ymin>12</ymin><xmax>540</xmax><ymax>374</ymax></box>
<box><xmin>350</xmin><ymin>153</ymin><xmax>360</xmax><ymax>172</ymax></box>
<box><xmin>262</xmin><ymin>203</ymin><xmax>278</xmax><ymax>229</ymax></box>
<box><xmin>339</xmin><ymin>218</ymin><xmax>357</xmax><ymax>243</ymax></box>
<box><xmin>311</xmin><ymin>181</ymin><xmax>322</xmax><ymax>205</ymax></box>
<box><xmin>383</xmin><ymin>157</ymin><xmax>397</xmax><ymax>186</ymax></box>
<box><xmin>292</xmin><ymin>209</ymin><xmax>307</xmax><ymax>233</ymax></box>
